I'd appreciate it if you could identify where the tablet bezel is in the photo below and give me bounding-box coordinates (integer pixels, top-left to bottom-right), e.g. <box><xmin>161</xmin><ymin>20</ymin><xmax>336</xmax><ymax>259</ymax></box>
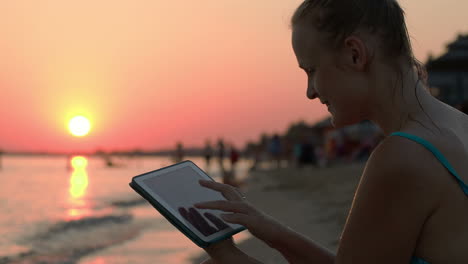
<box><xmin>131</xmin><ymin>160</ymin><xmax>245</xmax><ymax>244</ymax></box>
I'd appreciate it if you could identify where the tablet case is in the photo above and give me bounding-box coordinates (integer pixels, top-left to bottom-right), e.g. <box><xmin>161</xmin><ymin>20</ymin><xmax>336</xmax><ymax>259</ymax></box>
<box><xmin>129</xmin><ymin>160</ymin><xmax>246</xmax><ymax>248</ymax></box>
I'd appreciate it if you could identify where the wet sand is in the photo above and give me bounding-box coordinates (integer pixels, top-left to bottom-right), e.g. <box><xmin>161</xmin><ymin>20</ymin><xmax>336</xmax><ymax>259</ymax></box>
<box><xmin>190</xmin><ymin>162</ymin><xmax>366</xmax><ymax>263</ymax></box>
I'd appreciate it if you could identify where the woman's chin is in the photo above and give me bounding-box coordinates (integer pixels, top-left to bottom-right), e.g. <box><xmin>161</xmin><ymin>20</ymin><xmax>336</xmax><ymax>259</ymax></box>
<box><xmin>329</xmin><ymin>111</ymin><xmax>347</xmax><ymax>128</ymax></box>
<box><xmin>332</xmin><ymin>114</ymin><xmax>365</xmax><ymax>129</ymax></box>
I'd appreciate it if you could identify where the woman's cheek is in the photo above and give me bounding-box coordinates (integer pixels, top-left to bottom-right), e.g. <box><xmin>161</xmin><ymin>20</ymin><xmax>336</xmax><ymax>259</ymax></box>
<box><xmin>314</xmin><ymin>74</ymin><xmax>325</xmax><ymax>96</ymax></box>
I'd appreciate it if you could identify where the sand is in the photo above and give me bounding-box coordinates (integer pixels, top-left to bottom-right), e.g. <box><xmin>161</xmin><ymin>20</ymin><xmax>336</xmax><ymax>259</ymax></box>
<box><xmin>190</xmin><ymin>162</ymin><xmax>366</xmax><ymax>263</ymax></box>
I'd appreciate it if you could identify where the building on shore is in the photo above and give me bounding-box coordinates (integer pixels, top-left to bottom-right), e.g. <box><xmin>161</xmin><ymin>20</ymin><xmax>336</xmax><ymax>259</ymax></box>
<box><xmin>426</xmin><ymin>34</ymin><xmax>468</xmax><ymax>107</ymax></box>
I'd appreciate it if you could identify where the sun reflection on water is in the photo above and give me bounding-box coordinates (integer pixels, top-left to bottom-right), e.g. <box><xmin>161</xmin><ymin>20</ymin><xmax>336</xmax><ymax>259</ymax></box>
<box><xmin>67</xmin><ymin>156</ymin><xmax>91</xmax><ymax>220</ymax></box>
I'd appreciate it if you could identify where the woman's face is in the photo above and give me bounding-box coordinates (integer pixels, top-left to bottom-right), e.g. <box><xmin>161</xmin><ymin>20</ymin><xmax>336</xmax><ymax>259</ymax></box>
<box><xmin>291</xmin><ymin>24</ymin><xmax>370</xmax><ymax>128</ymax></box>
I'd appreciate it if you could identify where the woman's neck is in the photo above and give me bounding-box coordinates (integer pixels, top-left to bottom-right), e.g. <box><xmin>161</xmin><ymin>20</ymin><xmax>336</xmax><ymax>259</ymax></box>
<box><xmin>368</xmin><ymin>64</ymin><xmax>441</xmax><ymax>136</ymax></box>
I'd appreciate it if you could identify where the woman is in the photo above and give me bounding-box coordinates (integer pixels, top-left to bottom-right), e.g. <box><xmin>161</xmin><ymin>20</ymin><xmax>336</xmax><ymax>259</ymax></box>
<box><xmin>195</xmin><ymin>0</ymin><xmax>468</xmax><ymax>263</ymax></box>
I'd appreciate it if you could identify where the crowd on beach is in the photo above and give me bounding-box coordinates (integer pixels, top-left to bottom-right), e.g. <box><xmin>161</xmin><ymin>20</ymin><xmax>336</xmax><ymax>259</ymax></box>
<box><xmin>244</xmin><ymin>119</ymin><xmax>385</xmax><ymax>171</ymax></box>
<box><xmin>172</xmin><ymin>119</ymin><xmax>386</xmax><ymax>185</ymax></box>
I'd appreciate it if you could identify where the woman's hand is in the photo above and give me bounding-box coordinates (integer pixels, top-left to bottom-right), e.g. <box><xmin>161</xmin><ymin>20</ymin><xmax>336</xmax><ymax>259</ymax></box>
<box><xmin>178</xmin><ymin>206</ymin><xmax>229</xmax><ymax>236</ymax></box>
<box><xmin>195</xmin><ymin>180</ymin><xmax>285</xmax><ymax>249</ymax></box>
<box><xmin>196</xmin><ymin>180</ymin><xmax>335</xmax><ymax>264</ymax></box>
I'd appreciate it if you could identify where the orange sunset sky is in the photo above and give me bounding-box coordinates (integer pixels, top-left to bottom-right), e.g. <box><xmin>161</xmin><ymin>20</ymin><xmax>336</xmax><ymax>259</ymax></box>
<box><xmin>0</xmin><ymin>0</ymin><xmax>467</xmax><ymax>153</ymax></box>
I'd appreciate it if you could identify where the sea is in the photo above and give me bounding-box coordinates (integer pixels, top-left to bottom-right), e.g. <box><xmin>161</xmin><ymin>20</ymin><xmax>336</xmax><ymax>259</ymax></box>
<box><xmin>0</xmin><ymin>155</ymin><xmax>252</xmax><ymax>264</ymax></box>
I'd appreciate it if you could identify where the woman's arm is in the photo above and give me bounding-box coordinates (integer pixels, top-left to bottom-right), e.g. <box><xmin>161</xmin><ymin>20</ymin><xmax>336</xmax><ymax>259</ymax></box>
<box><xmin>200</xmin><ymin>229</ymin><xmax>334</xmax><ymax>264</ymax></box>
<box><xmin>201</xmin><ymin>239</ymin><xmax>264</xmax><ymax>264</ymax></box>
<box><xmin>268</xmin><ymin>225</ymin><xmax>335</xmax><ymax>264</ymax></box>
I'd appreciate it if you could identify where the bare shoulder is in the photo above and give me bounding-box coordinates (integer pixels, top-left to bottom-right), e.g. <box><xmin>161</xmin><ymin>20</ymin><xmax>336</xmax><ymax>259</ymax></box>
<box><xmin>364</xmin><ymin>133</ymin><xmax>448</xmax><ymax>196</ymax></box>
<box><xmin>336</xmin><ymin>135</ymin><xmax>444</xmax><ymax>263</ymax></box>
<box><xmin>353</xmin><ymin>134</ymin><xmax>449</xmax><ymax>222</ymax></box>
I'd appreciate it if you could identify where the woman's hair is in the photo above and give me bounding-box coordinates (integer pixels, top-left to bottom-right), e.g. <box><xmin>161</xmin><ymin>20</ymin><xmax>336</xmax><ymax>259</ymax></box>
<box><xmin>291</xmin><ymin>0</ymin><xmax>427</xmax><ymax>82</ymax></box>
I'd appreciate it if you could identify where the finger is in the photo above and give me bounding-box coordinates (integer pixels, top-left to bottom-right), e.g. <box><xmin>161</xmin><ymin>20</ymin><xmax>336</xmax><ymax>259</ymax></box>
<box><xmin>194</xmin><ymin>200</ymin><xmax>249</xmax><ymax>214</ymax></box>
<box><xmin>221</xmin><ymin>213</ymin><xmax>250</xmax><ymax>226</ymax></box>
<box><xmin>204</xmin><ymin>212</ymin><xmax>229</xmax><ymax>230</ymax></box>
<box><xmin>187</xmin><ymin>207</ymin><xmax>210</xmax><ymax>236</ymax></box>
<box><xmin>183</xmin><ymin>207</ymin><xmax>213</xmax><ymax>236</ymax></box>
<box><xmin>178</xmin><ymin>207</ymin><xmax>189</xmax><ymax>221</ymax></box>
<box><xmin>199</xmin><ymin>180</ymin><xmax>245</xmax><ymax>201</ymax></box>
<box><xmin>189</xmin><ymin>208</ymin><xmax>218</xmax><ymax>236</ymax></box>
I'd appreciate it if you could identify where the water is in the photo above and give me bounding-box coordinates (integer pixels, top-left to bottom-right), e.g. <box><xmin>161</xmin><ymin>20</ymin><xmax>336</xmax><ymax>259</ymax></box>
<box><xmin>0</xmin><ymin>155</ymin><xmax>251</xmax><ymax>264</ymax></box>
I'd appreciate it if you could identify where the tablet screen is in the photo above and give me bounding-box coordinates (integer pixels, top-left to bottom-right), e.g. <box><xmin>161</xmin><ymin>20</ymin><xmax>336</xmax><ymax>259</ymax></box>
<box><xmin>135</xmin><ymin>162</ymin><xmax>243</xmax><ymax>242</ymax></box>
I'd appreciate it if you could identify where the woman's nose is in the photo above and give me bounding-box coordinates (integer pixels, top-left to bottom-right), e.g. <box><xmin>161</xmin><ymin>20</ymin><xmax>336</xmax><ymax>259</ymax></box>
<box><xmin>307</xmin><ymin>83</ymin><xmax>319</xmax><ymax>100</ymax></box>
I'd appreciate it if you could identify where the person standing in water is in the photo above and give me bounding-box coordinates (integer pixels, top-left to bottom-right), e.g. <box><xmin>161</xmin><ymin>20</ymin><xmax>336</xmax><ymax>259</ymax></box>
<box><xmin>204</xmin><ymin>140</ymin><xmax>214</xmax><ymax>168</ymax></box>
<box><xmin>195</xmin><ymin>1</ymin><xmax>468</xmax><ymax>263</ymax></box>
<box><xmin>217</xmin><ymin>139</ymin><xmax>226</xmax><ymax>171</ymax></box>
<box><xmin>174</xmin><ymin>142</ymin><xmax>184</xmax><ymax>163</ymax></box>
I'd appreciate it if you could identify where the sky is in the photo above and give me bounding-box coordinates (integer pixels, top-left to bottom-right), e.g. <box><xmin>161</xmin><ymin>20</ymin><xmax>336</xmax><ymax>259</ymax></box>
<box><xmin>0</xmin><ymin>0</ymin><xmax>467</xmax><ymax>153</ymax></box>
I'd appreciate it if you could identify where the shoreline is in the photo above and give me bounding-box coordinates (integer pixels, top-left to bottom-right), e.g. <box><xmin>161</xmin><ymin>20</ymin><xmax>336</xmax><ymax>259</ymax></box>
<box><xmin>190</xmin><ymin>162</ymin><xmax>365</xmax><ymax>263</ymax></box>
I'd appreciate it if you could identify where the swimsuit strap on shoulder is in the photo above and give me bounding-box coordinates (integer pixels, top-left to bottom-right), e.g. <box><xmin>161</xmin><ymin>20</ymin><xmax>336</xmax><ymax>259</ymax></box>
<box><xmin>390</xmin><ymin>132</ymin><xmax>468</xmax><ymax>195</ymax></box>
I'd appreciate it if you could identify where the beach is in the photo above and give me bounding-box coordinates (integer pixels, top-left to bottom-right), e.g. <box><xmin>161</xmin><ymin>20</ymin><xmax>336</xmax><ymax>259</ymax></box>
<box><xmin>191</xmin><ymin>162</ymin><xmax>365</xmax><ymax>264</ymax></box>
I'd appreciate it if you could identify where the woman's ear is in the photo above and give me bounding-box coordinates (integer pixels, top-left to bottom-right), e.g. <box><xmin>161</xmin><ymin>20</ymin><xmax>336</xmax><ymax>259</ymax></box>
<box><xmin>343</xmin><ymin>35</ymin><xmax>368</xmax><ymax>71</ymax></box>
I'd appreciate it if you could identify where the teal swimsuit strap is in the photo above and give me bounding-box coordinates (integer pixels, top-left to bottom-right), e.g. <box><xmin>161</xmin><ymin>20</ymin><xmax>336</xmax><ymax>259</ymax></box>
<box><xmin>391</xmin><ymin>131</ymin><xmax>468</xmax><ymax>264</ymax></box>
<box><xmin>390</xmin><ymin>132</ymin><xmax>468</xmax><ymax>195</ymax></box>
<box><xmin>411</xmin><ymin>256</ymin><xmax>430</xmax><ymax>264</ymax></box>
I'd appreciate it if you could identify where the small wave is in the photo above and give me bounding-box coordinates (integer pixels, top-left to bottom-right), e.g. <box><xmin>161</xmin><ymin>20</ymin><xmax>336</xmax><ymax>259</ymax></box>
<box><xmin>3</xmin><ymin>214</ymin><xmax>140</xmax><ymax>264</ymax></box>
<box><xmin>110</xmin><ymin>197</ymin><xmax>147</xmax><ymax>208</ymax></box>
<box><xmin>35</xmin><ymin>214</ymin><xmax>133</xmax><ymax>241</ymax></box>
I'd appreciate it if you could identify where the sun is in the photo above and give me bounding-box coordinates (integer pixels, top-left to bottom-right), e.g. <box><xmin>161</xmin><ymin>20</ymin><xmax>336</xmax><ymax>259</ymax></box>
<box><xmin>68</xmin><ymin>116</ymin><xmax>91</xmax><ymax>137</ymax></box>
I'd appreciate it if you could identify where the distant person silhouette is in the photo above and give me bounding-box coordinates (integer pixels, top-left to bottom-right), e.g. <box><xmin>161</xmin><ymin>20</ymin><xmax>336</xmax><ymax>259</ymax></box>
<box><xmin>248</xmin><ymin>145</ymin><xmax>262</xmax><ymax>172</ymax></box>
<box><xmin>229</xmin><ymin>145</ymin><xmax>240</xmax><ymax>171</ymax></box>
<box><xmin>203</xmin><ymin>140</ymin><xmax>213</xmax><ymax>168</ymax></box>
<box><xmin>216</xmin><ymin>139</ymin><xmax>225</xmax><ymax>170</ymax></box>
<box><xmin>268</xmin><ymin>134</ymin><xmax>282</xmax><ymax>168</ymax></box>
<box><xmin>222</xmin><ymin>144</ymin><xmax>240</xmax><ymax>186</ymax></box>
<box><xmin>174</xmin><ymin>142</ymin><xmax>184</xmax><ymax>163</ymax></box>
<box><xmin>292</xmin><ymin>142</ymin><xmax>302</xmax><ymax>167</ymax></box>
<box><xmin>299</xmin><ymin>138</ymin><xmax>316</xmax><ymax>167</ymax></box>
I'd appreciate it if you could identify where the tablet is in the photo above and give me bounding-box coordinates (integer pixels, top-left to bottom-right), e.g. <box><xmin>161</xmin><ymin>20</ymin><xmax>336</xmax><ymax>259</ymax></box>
<box><xmin>129</xmin><ymin>160</ymin><xmax>246</xmax><ymax>248</ymax></box>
